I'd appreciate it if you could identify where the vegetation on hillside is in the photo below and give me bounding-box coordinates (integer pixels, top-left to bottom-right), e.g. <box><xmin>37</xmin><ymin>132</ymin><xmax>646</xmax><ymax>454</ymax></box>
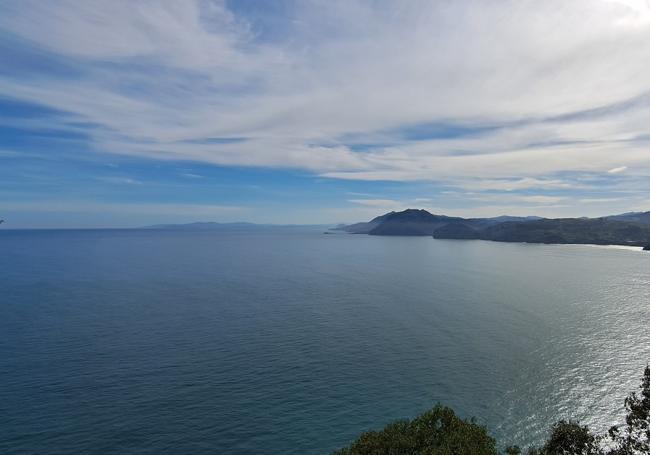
<box><xmin>473</xmin><ymin>218</ymin><xmax>650</xmax><ymax>246</ymax></box>
<box><xmin>333</xmin><ymin>366</ymin><xmax>650</xmax><ymax>455</ymax></box>
<box><xmin>333</xmin><ymin>405</ymin><xmax>496</xmax><ymax>455</ymax></box>
<box><xmin>336</xmin><ymin>208</ymin><xmax>650</xmax><ymax>247</ymax></box>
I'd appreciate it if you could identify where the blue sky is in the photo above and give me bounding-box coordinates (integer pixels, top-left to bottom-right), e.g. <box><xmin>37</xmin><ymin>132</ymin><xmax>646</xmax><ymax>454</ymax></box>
<box><xmin>1</xmin><ymin>0</ymin><xmax>650</xmax><ymax>228</ymax></box>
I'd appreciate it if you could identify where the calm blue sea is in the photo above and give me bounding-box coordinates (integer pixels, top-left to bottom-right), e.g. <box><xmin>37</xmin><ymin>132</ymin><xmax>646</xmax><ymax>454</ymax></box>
<box><xmin>1</xmin><ymin>228</ymin><xmax>649</xmax><ymax>454</ymax></box>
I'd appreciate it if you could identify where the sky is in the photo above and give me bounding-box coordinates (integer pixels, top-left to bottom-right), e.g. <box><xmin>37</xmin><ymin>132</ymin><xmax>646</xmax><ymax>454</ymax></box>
<box><xmin>1</xmin><ymin>0</ymin><xmax>650</xmax><ymax>228</ymax></box>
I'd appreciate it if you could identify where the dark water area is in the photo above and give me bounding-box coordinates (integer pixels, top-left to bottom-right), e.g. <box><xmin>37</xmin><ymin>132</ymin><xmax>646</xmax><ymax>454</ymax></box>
<box><xmin>1</xmin><ymin>229</ymin><xmax>649</xmax><ymax>454</ymax></box>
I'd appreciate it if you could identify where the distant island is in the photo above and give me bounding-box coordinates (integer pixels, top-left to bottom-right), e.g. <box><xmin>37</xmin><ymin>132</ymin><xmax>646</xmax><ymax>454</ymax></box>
<box><xmin>335</xmin><ymin>208</ymin><xmax>650</xmax><ymax>248</ymax></box>
<box><xmin>142</xmin><ymin>222</ymin><xmax>328</xmax><ymax>232</ymax></box>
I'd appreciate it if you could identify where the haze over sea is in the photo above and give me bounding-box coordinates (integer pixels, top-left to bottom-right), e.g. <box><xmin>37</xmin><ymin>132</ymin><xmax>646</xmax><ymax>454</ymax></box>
<box><xmin>1</xmin><ymin>228</ymin><xmax>649</xmax><ymax>454</ymax></box>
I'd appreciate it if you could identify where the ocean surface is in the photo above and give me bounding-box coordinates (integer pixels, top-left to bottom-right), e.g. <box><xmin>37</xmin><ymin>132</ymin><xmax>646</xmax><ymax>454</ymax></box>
<box><xmin>1</xmin><ymin>228</ymin><xmax>649</xmax><ymax>454</ymax></box>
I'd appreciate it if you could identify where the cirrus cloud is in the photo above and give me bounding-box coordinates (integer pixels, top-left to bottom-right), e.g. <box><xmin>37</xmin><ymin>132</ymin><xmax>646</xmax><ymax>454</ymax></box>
<box><xmin>1</xmin><ymin>0</ymin><xmax>650</xmax><ymax>220</ymax></box>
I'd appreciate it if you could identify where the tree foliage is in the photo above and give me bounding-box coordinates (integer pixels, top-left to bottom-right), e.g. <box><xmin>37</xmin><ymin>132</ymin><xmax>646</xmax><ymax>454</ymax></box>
<box><xmin>608</xmin><ymin>366</ymin><xmax>650</xmax><ymax>454</ymax></box>
<box><xmin>540</xmin><ymin>421</ymin><xmax>602</xmax><ymax>455</ymax></box>
<box><xmin>333</xmin><ymin>366</ymin><xmax>650</xmax><ymax>455</ymax></box>
<box><xmin>332</xmin><ymin>404</ymin><xmax>497</xmax><ymax>455</ymax></box>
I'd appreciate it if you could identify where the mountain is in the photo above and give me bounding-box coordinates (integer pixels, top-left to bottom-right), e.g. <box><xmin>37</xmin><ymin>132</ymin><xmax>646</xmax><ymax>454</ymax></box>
<box><xmin>432</xmin><ymin>222</ymin><xmax>480</xmax><ymax>239</ymax></box>
<box><xmin>334</xmin><ymin>209</ymin><xmax>462</xmax><ymax>235</ymax></box>
<box><xmin>475</xmin><ymin>215</ymin><xmax>543</xmax><ymax>224</ymax></box>
<box><xmin>146</xmin><ymin>222</ymin><xmax>259</xmax><ymax>230</ymax></box>
<box><xmin>332</xmin><ymin>212</ymin><xmax>394</xmax><ymax>234</ymax></box>
<box><xmin>337</xmin><ymin>209</ymin><xmax>650</xmax><ymax>247</ymax></box>
<box><xmin>470</xmin><ymin>217</ymin><xmax>650</xmax><ymax>246</ymax></box>
<box><xmin>336</xmin><ymin>209</ymin><xmax>538</xmax><ymax>236</ymax></box>
<box><xmin>143</xmin><ymin>222</ymin><xmax>328</xmax><ymax>231</ymax></box>
<box><xmin>367</xmin><ymin>209</ymin><xmax>462</xmax><ymax>236</ymax></box>
<box><xmin>607</xmin><ymin>211</ymin><xmax>650</xmax><ymax>224</ymax></box>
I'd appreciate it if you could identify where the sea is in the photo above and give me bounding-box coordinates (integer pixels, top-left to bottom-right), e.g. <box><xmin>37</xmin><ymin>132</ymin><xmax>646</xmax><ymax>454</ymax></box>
<box><xmin>1</xmin><ymin>228</ymin><xmax>649</xmax><ymax>454</ymax></box>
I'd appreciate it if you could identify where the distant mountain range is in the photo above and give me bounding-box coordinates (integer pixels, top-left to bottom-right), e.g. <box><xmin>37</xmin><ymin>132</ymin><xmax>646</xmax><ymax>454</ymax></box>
<box><xmin>607</xmin><ymin>211</ymin><xmax>650</xmax><ymax>224</ymax></box>
<box><xmin>143</xmin><ymin>222</ymin><xmax>329</xmax><ymax>231</ymax></box>
<box><xmin>334</xmin><ymin>209</ymin><xmax>650</xmax><ymax>248</ymax></box>
<box><xmin>143</xmin><ymin>210</ymin><xmax>650</xmax><ymax>248</ymax></box>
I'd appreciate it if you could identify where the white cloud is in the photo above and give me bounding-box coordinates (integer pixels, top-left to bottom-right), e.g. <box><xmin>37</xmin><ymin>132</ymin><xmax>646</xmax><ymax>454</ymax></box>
<box><xmin>1</xmin><ymin>200</ymin><xmax>245</xmax><ymax>216</ymax></box>
<box><xmin>579</xmin><ymin>197</ymin><xmax>623</xmax><ymax>203</ymax></box>
<box><xmin>1</xmin><ymin>0</ymin><xmax>650</xmax><ymax>193</ymax></box>
<box><xmin>96</xmin><ymin>176</ymin><xmax>143</xmax><ymax>185</ymax></box>
<box><xmin>0</xmin><ymin>1</ymin><xmax>246</xmax><ymax>67</ymax></box>
<box><xmin>517</xmin><ymin>195</ymin><xmax>566</xmax><ymax>205</ymax></box>
<box><xmin>462</xmin><ymin>193</ymin><xmax>567</xmax><ymax>206</ymax></box>
<box><xmin>348</xmin><ymin>199</ymin><xmax>401</xmax><ymax>208</ymax></box>
<box><xmin>453</xmin><ymin>178</ymin><xmax>575</xmax><ymax>192</ymax></box>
